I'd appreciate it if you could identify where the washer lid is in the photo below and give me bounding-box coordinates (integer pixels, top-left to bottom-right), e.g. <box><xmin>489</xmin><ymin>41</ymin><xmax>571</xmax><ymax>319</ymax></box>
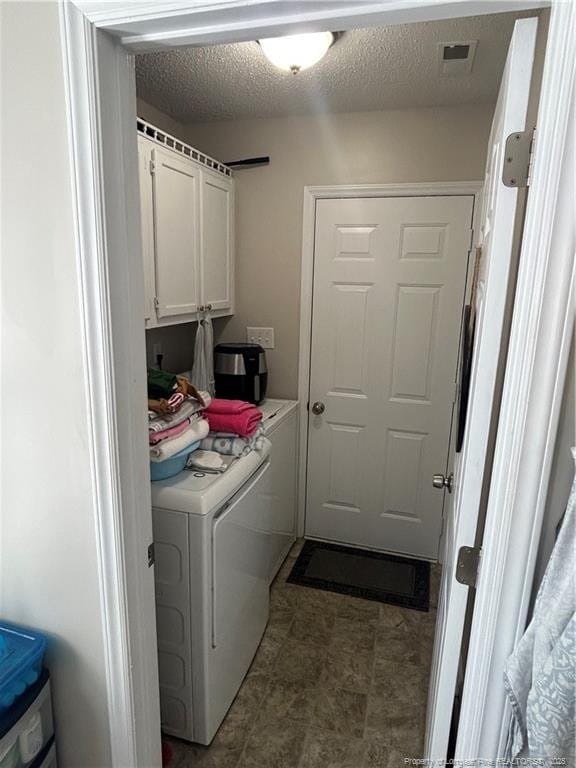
<box><xmin>150</xmin><ymin>439</ymin><xmax>271</xmax><ymax>516</ymax></box>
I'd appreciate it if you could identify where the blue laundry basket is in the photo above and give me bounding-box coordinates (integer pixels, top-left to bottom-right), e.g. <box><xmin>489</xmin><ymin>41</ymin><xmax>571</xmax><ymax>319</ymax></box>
<box><xmin>150</xmin><ymin>441</ymin><xmax>201</xmax><ymax>481</ymax></box>
<box><xmin>0</xmin><ymin>622</ymin><xmax>47</xmax><ymax>712</ymax></box>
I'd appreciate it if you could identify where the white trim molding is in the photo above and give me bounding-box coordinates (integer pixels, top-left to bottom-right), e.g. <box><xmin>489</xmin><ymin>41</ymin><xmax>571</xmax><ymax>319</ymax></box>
<box><xmin>59</xmin><ymin>3</ymin><xmax>139</xmax><ymax>765</ymax></box>
<box><xmin>456</xmin><ymin>0</ymin><xmax>576</xmax><ymax>759</ymax></box>
<box><xmin>296</xmin><ymin>182</ymin><xmax>483</xmax><ymax>539</ymax></box>
<box><xmin>75</xmin><ymin>0</ymin><xmax>547</xmax><ymax>51</ymax></box>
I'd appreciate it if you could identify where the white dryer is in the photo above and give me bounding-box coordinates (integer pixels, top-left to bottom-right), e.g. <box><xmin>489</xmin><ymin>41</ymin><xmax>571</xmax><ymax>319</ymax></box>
<box><xmin>150</xmin><ymin>439</ymin><xmax>272</xmax><ymax>745</ymax></box>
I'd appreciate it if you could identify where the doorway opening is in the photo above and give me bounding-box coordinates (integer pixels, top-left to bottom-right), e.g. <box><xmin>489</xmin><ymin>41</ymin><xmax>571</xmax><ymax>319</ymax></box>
<box><xmin>129</xmin><ymin>9</ymin><xmax>546</xmax><ymax>764</ymax></box>
<box><xmin>58</xmin><ymin>0</ymin><xmax>576</xmax><ymax>760</ymax></box>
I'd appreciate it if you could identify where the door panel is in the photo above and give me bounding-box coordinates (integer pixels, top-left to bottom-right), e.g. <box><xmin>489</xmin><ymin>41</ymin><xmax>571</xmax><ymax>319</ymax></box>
<box><xmin>212</xmin><ymin>463</ymin><xmax>271</xmax><ymax>649</ymax></box>
<box><xmin>391</xmin><ymin>285</ymin><xmax>440</xmax><ymax>401</ymax></box>
<box><xmin>306</xmin><ymin>195</ymin><xmax>474</xmax><ymax>559</ymax></box>
<box><xmin>153</xmin><ymin>146</ymin><xmax>200</xmax><ymax>318</ymax></box>
<box><xmin>208</xmin><ymin>462</ymin><xmax>270</xmax><ymax>742</ymax></box>
<box><xmin>330</xmin><ymin>283</ymin><xmax>371</xmax><ymax>395</ymax></box>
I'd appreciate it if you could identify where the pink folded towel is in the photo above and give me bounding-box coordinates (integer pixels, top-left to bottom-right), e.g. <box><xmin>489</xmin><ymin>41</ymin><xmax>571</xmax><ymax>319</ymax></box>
<box><xmin>205</xmin><ymin>403</ymin><xmax>262</xmax><ymax>438</ymax></box>
<box><xmin>149</xmin><ymin>417</ymin><xmax>191</xmax><ymax>445</ymax></box>
<box><xmin>206</xmin><ymin>399</ymin><xmax>255</xmax><ymax>415</ymax></box>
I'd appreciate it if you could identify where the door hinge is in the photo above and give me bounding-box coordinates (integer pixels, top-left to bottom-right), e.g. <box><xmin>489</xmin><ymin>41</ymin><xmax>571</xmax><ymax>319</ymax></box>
<box><xmin>147</xmin><ymin>543</ymin><xmax>155</xmax><ymax>567</ymax></box>
<box><xmin>149</xmin><ymin>159</ymin><xmax>156</xmax><ymax>175</ymax></box>
<box><xmin>468</xmin><ymin>227</ymin><xmax>475</xmax><ymax>251</ymax></box>
<box><xmin>502</xmin><ymin>128</ymin><xmax>535</xmax><ymax>188</ymax></box>
<box><xmin>153</xmin><ymin>296</ymin><xmax>159</xmax><ymax>310</ymax></box>
<box><xmin>456</xmin><ymin>545</ymin><xmax>481</xmax><ymax>587</ymax></box>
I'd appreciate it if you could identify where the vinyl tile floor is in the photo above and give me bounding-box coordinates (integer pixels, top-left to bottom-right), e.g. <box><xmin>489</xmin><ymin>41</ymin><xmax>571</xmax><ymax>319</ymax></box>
<box><xmin>166</xmin><ymin>540</ymin><xmax>441</xmax><ymax>768</ymax></box>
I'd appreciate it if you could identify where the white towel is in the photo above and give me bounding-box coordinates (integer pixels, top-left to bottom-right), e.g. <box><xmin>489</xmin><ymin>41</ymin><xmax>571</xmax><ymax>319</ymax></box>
<box><xmin>191</xmin><ymin>314</ymin><xmax>215</xmax><ymax>396</ymax></box>
<box><xmin>504</xmin><ymin>472</ymin><xmax>576</xmax><ymax>760</ymax></box>
<box><xmin>150</xmin><ymin>418</ymin><xmax>209</xmax><ymax>462</ymax></box>
<box><xmin>192</xmin><ymin>317</ymin><xmax>207</xmax><ymax>391</ymax></box>
<box><xmin>204</xmin><ymin>314</ymin><xmax>215</xmax><ymax>397</ymax></box>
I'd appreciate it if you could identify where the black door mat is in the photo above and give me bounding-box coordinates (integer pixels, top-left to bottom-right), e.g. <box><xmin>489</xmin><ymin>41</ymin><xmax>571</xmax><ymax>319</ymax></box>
<box><xmin>287</xmin><ymin>540</ymin><xmax>430</xmax><ymax>612</ymax></box>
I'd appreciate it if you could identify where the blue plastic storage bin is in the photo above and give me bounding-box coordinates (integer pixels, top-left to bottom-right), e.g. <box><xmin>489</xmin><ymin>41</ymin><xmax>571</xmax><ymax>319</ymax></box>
<box><xmin>150</xmin><ymin>441</ymin><xmax>201</xmax><ymax>482</ymax></box>
<box><xmin>0</xmin><ymin>623</ymin><xmax>47</xmax><ymax>712</ymax></box>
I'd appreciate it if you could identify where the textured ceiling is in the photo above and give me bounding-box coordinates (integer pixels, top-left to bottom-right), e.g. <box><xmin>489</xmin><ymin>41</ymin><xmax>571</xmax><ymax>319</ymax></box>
<box><xmin>136</xmin><ymin>10</ymin><xmax>536</xmax><ymax>124</ymax></box>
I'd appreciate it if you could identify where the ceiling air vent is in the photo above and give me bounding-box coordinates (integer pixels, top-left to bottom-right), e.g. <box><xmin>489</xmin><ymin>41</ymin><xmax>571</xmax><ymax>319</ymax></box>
<box><xmin>438</xmin><ymin>40</ymin><xmax>477</xmax><ymax>77</ymax></box>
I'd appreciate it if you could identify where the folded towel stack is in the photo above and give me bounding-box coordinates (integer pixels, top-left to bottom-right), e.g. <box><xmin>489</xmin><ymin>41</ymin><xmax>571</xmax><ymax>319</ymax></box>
<box><xmin>150</xmin><ymin>419</ymin><xmax>210</xmax><ymax>462</ymax></box>
<box><xmin>204</xmin><ymin>399</ymin><xmax>263</xmax><ymax>438</ymax></box>
<box><xmin>200</xmin><ymin>398</ymin><xmax>264</xmax><ymax>458</ymax></box>
<box><xmin>148</xmin><ymin>368</ymin><xmax>212</xmax><ymax>467</ymax></box>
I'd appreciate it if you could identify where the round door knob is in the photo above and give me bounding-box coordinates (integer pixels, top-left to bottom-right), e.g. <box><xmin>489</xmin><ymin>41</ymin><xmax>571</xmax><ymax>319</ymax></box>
<box><xmin>433</xmin><ymin>473</ymin><xmax>453</xmax><ymax>493</ymax></box>
<box><xmin>311</xmin><ymin>401</ymin><xmax>325</xmax><ymax>415</ymax></box>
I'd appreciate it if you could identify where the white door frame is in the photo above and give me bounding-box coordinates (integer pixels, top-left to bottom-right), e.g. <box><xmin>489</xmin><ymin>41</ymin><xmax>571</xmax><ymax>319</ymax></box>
<box><xmin>60</xmin><ymin>0</ymin><xmax>573</xmax><ymax>765</ymax></box>
<box><xmin>296</xmin><ymin>182</ymin><xmax>484</xmax><ymax>549</ymax></box>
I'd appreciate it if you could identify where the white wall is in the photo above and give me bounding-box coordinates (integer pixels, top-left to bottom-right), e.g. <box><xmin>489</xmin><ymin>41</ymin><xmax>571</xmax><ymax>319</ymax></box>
<box><xmin>0</xmin><ymin>4</ymin><xmax>112</xmax><ymax>765</ymax></box>
<box><xmin>145</xmin><ymin>322</ymin><xmax>197</xmax><ymax>372</ymax></box>
<box><xmin>137</xmin><ymin>96</ymin><xmax>188</xmax><ymax>139</ymax></box>
<box><xmin>186</xmin><ymin>104</ymin><xmax>494</xmax><ymax>397</ymax></box>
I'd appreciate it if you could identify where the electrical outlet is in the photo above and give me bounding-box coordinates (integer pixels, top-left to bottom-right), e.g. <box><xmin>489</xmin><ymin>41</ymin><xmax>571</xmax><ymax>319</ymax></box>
<box><xmin>246</xmin><ymin>327</ymin><xmax>275</xmax><ymax>349</ymax></box>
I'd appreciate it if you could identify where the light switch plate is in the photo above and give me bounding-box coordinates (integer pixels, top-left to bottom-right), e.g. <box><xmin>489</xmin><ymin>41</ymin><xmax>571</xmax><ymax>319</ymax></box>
<box><xmin>246</xmin><ymin>327</ymin><xmax>275</xmax><ymax>349</ymax></box>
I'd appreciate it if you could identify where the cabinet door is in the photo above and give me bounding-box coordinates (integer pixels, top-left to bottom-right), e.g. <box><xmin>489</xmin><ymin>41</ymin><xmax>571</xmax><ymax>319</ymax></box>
<box><xmin>153</xmin><ymin>147</ymin><xmax>200</xmax><ymax>318</ymax></box>
<box><xmin>200</xmin><ymin>170</ymin><xmax>234</xmax><ymax>313</ymax></box>
<box><xmin>137</xmin><ymin>137</ymin><xmax>156</xmax><ymax>325</ymax></box>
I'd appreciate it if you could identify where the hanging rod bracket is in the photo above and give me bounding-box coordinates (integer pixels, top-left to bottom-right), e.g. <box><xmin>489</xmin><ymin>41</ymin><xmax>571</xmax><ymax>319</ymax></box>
<box><xmin>225</xmin><ymin>156</ymin><xmax>270</xmax><ymax>169</ymax></box>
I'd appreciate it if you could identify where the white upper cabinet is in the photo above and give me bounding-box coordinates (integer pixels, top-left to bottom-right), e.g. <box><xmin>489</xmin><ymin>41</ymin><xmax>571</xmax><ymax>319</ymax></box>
<box><xmin>137</xmin><ymin>132</ymin><xmax>235</xmax><ymax>328</ymax></box>
<box><xmin>200</xmin><ymin>169</ymin><xmax>234</xmax><ymax>313</ymax></box>
<box><xmin>153</xmin><ymin>146</ymin><xmax>200</xmax><ymax>319</ymax></box>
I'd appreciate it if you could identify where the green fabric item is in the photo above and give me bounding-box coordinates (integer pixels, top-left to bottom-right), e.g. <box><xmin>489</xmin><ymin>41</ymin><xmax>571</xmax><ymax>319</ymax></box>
<box><xmin>147</xmin><ymin>368</ymin><xmax>178</xmax><ymax>399</ymax></box>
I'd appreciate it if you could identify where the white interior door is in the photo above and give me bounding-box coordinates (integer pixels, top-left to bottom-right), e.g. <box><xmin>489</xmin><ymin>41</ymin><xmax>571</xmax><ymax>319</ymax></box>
<box><xmin>306</xmin><ymin>194</ymin><xmax>474</xmax><ymax>560</ymax></box>
<box><xmin>153</xmin><ymin>146</ymin><xmax>200</xmax><ymax>318</ymax></box>
<box><xmin>425</xmin><ymin>17</ymin><xmax>538</xmax><ymax>760</ymax></box>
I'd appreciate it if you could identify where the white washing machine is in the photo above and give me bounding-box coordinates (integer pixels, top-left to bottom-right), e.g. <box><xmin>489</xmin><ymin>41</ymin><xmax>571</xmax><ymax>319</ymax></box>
<box><xmin>150</xmin><ymin>439</ymin><xmax>272</xmax><ymax>745</ymax></box>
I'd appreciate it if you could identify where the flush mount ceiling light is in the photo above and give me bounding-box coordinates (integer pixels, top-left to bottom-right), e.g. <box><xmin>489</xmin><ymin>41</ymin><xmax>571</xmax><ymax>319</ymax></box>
<box><xmin>258</xmin><ymin>31</ymin><xmax>335</xmax><ymax>74</ymax></box>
